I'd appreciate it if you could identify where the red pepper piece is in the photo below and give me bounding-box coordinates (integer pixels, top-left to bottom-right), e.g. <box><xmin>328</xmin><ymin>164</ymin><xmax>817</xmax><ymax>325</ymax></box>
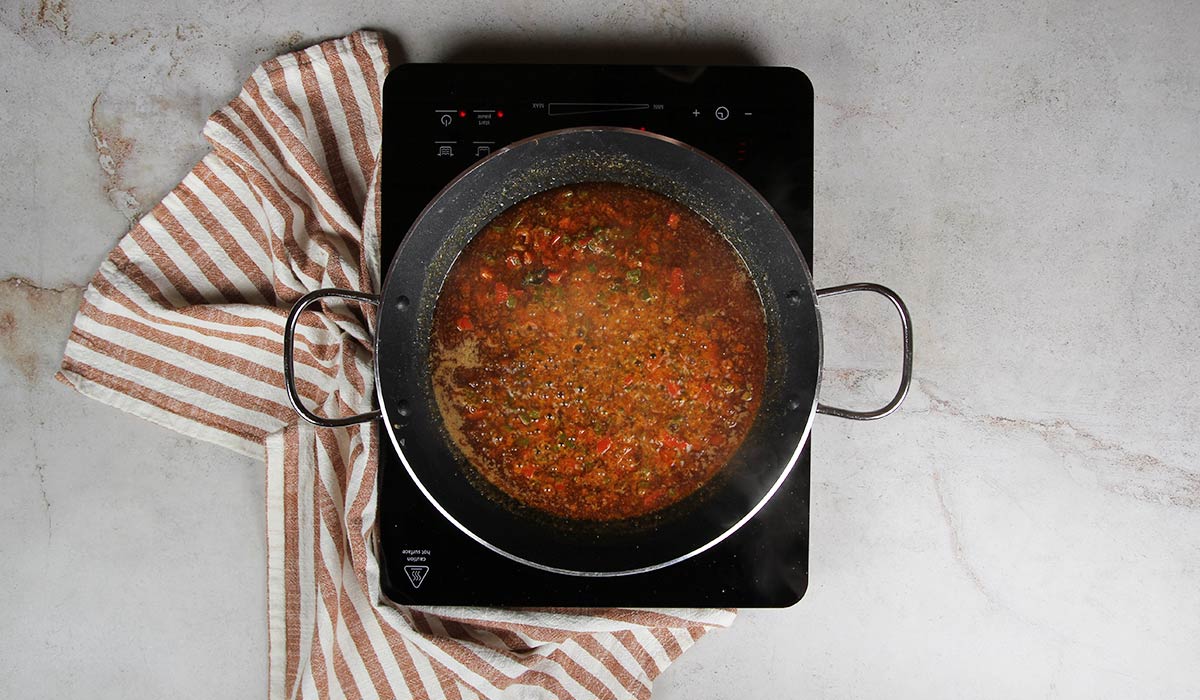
<box><xmin>666</xmin><ymin>379</ymin><xmax>681</xmax><ymax>398</ymax></box>
<box><xmin>595</xmin><ymin>437</ymin><xmax>613</xmax><ymax>456</ymax></box>
<box><xmin>660</xmin><ymin>432</ymin><xmax>690</xmax><ymax>452</ymax></box>
<box><xmin>495</xmin><ymin>282</ymin><xmax>509</xmax><ymax>304</ymax></box>
<box><xmin>667</xmin><ymin>267</ymin><xmax>684</xmax><ymax>295</ymax></box>
<box><xmin>455</xmin><ymin>316</ymin><xmax>473</xmax><ymax>331</ymax></box>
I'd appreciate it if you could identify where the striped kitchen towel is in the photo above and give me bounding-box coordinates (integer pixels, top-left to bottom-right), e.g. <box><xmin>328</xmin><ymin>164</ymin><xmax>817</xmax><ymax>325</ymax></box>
<box><xmin>57</xmin><ymin>29</ymin><xmax>734</xmax><ymax>700</ymax></box>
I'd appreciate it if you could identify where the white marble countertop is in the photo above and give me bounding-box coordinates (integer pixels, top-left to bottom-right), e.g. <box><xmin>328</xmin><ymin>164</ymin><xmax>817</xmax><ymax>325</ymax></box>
<box><xmin>3</xmin><ymin>2</ymin><xmax>1199</xmax><ymax>698</ymax></box>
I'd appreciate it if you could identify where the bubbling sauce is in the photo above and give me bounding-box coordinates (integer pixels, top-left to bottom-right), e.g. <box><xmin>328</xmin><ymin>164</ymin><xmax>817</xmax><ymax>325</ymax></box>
<box><xmin>431</xmin><ymin>182</ymin><xmax>767</xmax><ymax>521</ymax></box>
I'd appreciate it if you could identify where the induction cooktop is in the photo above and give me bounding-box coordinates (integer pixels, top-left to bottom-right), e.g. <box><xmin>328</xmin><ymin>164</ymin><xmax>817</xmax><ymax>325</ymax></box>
<box><xmin>378</xmin><ymin>64</ymin><xmax>813</xmax><ymax>606</ymax></box>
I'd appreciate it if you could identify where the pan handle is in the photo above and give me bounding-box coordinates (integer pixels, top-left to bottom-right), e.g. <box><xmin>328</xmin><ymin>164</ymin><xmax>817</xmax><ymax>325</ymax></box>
<box><xmin>283</xmin><ymin>287</ymin><xmax>381</xmax><ymax>428</ymax></box>
<box><xmin>815</xmin><ymin>283</ymin><xmax>913</xmax><ymax>421</ymax></box>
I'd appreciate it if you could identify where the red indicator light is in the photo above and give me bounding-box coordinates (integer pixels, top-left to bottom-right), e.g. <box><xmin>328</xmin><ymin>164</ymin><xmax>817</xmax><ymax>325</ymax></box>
<box><xmin>497</xmin><ymin>110</ymin><xmax>505</xmax><ymax>118</ymax></box>
<box><xmin>639</xmin><ymin>126</ymin><xmax>646</xmax><ymax>131</ymax></box>
<box><xmin>458</xmin><ymin>110</ymin><xmax>467</xmax><ymax>118</ymax></box>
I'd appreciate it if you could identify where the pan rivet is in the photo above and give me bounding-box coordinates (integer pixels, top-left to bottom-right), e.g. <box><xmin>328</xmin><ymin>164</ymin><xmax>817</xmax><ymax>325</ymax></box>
<box><xmin>786</xmin><ymin>396</ymin><xmax>802</xmax><ymax>412</ymax></box>
<box><xmin>785</xmin><ymin>289</ymin><xmax>801</xmax><ymax>304</ymax></box>
<box><xmin>396</xmin><ymin>295</ymin><xmax>410</xmax><ymax>310</ymax></box>
<box><xmin>397</xmin><ymin>400</ymin><xmax>411</xmax><ymax>417</ymax></box>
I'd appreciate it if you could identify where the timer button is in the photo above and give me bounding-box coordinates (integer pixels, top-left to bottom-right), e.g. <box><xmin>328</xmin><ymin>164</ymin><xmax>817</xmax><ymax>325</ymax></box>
<box><xmin>714</xmin><ymin>106</ymin><xmax>730</xmax><ymax>121</ymax></box>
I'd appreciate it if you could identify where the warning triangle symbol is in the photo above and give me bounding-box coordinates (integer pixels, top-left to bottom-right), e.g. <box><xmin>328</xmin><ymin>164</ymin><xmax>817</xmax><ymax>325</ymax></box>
<box><xmin>403</xmin><ymin>565</ymin><xmax>429</xmax><ymax>588</ymax></box>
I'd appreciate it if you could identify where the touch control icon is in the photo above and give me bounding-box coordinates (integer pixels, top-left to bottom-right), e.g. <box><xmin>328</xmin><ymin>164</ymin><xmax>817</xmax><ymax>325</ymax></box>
<box><xmin>714</xmin><ymin>106</ymin><xmax>730</xmax><ymax>121</ymax></box>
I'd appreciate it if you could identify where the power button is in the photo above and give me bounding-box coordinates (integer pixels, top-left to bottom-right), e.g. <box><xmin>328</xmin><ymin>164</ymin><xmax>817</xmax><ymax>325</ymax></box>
<box><xmin>714</xmin><ymin>106</ymin><xmax>730</xmax><ymax>121</ymax></box>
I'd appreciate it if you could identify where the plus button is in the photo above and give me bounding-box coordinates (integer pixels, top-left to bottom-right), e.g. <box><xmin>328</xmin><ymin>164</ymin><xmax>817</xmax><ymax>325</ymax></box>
<box><xmin>692</xmin><ymin>109</ymin><xmax>700</xmax><ymax>117</ymax></box>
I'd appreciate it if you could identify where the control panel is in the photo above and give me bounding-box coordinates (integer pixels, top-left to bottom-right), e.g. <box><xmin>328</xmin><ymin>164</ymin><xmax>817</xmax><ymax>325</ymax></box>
<box><xmin>381</xmin><ymin>64</ymin><xmax>814</xmax><ymax>270</ymax></box>
<box><xmin>423</xmin><ymin>99</ymin><xmax>761</xmax><ymax>166</ymax></box>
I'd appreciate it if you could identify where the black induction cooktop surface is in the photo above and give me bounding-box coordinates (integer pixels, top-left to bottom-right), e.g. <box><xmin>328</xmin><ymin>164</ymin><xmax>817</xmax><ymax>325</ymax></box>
<box><xmin>378</xmin><ymin>64</ymin><xmax>813</xmax><ymax>606</ymax></box>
